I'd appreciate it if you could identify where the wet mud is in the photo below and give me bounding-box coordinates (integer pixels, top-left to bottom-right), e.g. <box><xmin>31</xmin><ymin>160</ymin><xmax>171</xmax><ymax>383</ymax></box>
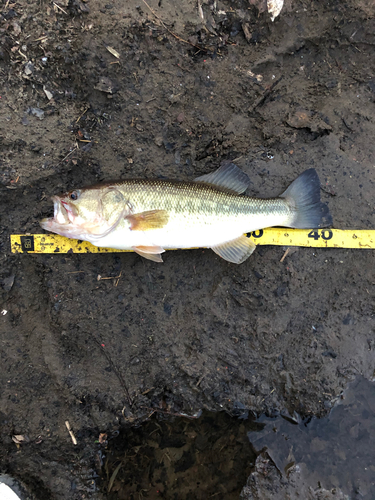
<box><xmin>0</xmin><ymin>0</ymin><xmax>374</xmax><ymax>498</ymax></box>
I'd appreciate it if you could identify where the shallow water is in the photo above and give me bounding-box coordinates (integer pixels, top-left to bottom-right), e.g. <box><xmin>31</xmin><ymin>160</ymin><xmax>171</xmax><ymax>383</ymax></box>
<box><xmin>101</xmin><ymin>410</ymin><xmax>258</xmax><ymax>499</ymax></box>
<box><xmin>248</xmin><ymin>377</ymin><xmax>375</xmax><ymax>498</ymax></box>
<box><xmin>102</xmin><ymin>377</ymin><xmax>375</xmax><ymax>499</ymax></box>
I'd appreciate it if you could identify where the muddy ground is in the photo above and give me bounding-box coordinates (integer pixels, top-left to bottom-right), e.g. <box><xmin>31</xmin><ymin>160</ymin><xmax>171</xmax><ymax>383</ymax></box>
<box><xmin>0</xmin><ymin>0</ymin><xmax>374</xmax><ymax>498</ymax></box>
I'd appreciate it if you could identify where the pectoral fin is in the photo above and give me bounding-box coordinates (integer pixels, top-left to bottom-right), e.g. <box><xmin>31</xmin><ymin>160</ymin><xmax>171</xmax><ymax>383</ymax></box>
<box><xmin>127</xmin><ymin>210</ymin><xmax>169</xmax><ymax>231</ymax></box>
<box><xmin>211</xmin><ymin>235</ymin><xmax>256</xmax><ymax>264</ymax></box>
<box><xmin>133</xmin><ymin>245</ymin><xmax>165</xmax><ymax>263</ymax></box>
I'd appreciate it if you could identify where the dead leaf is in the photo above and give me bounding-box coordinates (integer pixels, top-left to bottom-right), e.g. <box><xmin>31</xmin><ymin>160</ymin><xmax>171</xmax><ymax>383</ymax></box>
<box><xmin>267</xmin><ymin>0</ymin><xmax>284</xmax><ymax>21</ymax></box>
<box><xmin>99</xmin><ymin>432</ymin><xmax>107</xmax><ymax>444</ymax></box>
<box><xmin>108</xmin><ymin>462</ymin><xmax>122</xmax><ymax>492</ymax></box>
<box><xmin>12</xmin><ymin>434</ymin><xmax>30</xmax><ymax>444</ymax></box>
<box><xmin>248</xmin><ymin>0</ymin><xmax>284</xmax><ymax>20</ymax></box>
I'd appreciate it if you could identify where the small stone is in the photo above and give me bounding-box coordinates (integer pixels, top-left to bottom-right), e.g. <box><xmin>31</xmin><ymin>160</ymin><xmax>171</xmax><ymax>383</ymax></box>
<box><xmin>154</xmin><ymin>136</ymin><xmax>163</xmax><ymax>147</ymax></box>
<box><xmin>24</xmin><ymin>61</ymin><xmax>34</xmax><ymax>76</ymax></box>
<box><xmin>43</xmin><ymin>86</ymin><xmax>53</xmax><ymax>100</ymax></box>
<box><xmin>2</xmin><ymin>275</ymin><xmax>15</xmax><ymax>292</ymax></box>
<box><xmin>29</xmin><ymin>107</ymin><xmax>45</xmax><ymax>120</ymax></box>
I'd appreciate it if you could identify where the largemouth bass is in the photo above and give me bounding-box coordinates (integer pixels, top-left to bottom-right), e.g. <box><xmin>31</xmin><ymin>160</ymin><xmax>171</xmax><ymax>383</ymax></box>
<box><xmin>40</xmin><ymin>162</ymin><xmax>332</xmax><ymax>264</ymax></box>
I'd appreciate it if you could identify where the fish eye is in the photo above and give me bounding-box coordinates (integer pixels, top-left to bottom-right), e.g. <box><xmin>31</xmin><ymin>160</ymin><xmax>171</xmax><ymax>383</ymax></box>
<box><xmin>69</xmin><ymin>190</ymin><xmax>80</xmax><ymax>201</ymax></box>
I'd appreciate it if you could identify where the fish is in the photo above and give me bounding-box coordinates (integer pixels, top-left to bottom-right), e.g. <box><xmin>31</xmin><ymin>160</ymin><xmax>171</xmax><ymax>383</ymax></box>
<box><xmin>40</xmin><ymin>162</ymin><xmax>332</xmax><ymax>264</ymax></box>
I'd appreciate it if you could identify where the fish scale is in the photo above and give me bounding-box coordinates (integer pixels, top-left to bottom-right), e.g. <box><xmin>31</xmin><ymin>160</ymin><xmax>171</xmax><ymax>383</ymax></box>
<box><xmin>110</xmin><ymin>180</ymin><xmax>291</xmax><ymax>226</ymax></box>
<box><xmin>40</xmin><ymin>163</ymin><xmax>332</xmax><ymax>264</ymax></box>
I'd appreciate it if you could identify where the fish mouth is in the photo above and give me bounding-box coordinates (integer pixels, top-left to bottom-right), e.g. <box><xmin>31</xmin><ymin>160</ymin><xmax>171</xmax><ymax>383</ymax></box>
<box><xmin>40</xmin><ymin>196</ymin><xmax>70</xmax><ymax>230</ymax></box>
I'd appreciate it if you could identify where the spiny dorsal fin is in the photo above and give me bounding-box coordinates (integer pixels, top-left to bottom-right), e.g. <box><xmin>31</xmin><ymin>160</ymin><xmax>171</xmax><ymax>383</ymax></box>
<box><xmin>211</xmin><ymin>234</ymin><xmax>256</xmax><ymax>264</ymax></box>
<box><xmin>127</xmin><ymin>210</ymin><xmax>169</xmax><ymax>231</ymax></box>
<box><xmin>194</xmin><ymin>161</ymin><xmax>250</xmax><ymax>194</ymax></box>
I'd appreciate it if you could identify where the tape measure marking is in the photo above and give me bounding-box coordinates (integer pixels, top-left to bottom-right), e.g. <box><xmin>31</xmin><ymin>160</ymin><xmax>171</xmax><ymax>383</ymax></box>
<box><xmin>10</xmin><ymin>229</ymin><xmax>375</xmax><ymax>254</ymax></box>
<box><xmin>20</xmin><ymin>235</ymin><xmax>35</xmax><ymax>252</ymax></box>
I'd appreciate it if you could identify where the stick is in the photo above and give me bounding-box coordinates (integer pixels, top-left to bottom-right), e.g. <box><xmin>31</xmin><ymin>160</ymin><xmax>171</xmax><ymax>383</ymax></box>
<box><xmin>250</xmin><ymin>76</ymin><xmax>284</xmax><ymax>111</ymax></box>
<box><xmin>53</xmin><ymin>2</ymin><xmax>68</xmax><ymax>15</ymax></box>
<box><xmin>280</xmin><ymin>248</ymin><xmax>290</xmax><ymax>262</ymax></box>
<box><xmin>65</xmin><ymin>421</ymin><xmax>77</xmax><ymax>445</ymax></box>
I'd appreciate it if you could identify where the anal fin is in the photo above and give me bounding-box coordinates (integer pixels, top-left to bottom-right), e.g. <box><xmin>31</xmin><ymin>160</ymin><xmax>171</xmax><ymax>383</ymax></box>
<box><xmin>133</xmin><ymin>245</ymin><xmax>165</xmax><ymax>263</ymax></box>
<box><xmin>211</xmin><ymin>235</ymin><xmax>256</xmax><ymax>264</ymax></box>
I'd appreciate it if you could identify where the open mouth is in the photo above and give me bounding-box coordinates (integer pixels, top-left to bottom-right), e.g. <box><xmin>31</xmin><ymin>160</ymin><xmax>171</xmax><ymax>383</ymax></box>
<box><xmin>53</xmin><ymin>196</ymin><xmax>70</xmax><ymax>224</ymax></box>
<box><xmin>40</xmin><ymin>196</ymin><xmax>69</xmax><ymax>230</ymax></box>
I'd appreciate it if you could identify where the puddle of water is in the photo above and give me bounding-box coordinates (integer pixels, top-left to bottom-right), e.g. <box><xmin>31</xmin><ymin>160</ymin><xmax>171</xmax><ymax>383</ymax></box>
<box><xmin>101</xmin><ymin>377</ymin><xmax>375</xmax><ymax>499</ymax></box>
<box><xmin>100</xmin><ymin>410</ymin><xmax>258</xmax><ymax>499</ymax></box>
<box><xmin>248</xmin><ymin>377</ymin><xmax>375</xmax><ymax>499</ymax></box>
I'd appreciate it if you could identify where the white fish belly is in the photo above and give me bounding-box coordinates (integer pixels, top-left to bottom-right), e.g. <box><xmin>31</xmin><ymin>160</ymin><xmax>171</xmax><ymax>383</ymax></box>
<box><xmin>88</xmin><ymin>211</ymin><xmax>291</xmax><ymax>250</ymax></box>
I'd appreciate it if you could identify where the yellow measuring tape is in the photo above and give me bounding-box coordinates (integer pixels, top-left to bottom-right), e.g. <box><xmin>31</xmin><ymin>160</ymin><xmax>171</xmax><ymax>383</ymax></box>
<box><xmin>10</xmin><ymin>228</ymin><xmax>375</xmax><ymax>254</ymax></box>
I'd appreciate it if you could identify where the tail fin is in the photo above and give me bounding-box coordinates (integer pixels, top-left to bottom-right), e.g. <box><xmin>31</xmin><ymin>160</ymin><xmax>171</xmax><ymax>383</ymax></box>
<box><xmin>281</xmin><ymin>169</ymin><xmax>332</xmax><ymax>228</ymax></box>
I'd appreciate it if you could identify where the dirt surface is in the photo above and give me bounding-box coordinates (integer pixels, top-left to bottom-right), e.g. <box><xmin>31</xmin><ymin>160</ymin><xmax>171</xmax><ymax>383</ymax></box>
<box><xmin>0</xmin><ymin>0</ymin><xmax>374</xmax><ymax>498</ymax></box>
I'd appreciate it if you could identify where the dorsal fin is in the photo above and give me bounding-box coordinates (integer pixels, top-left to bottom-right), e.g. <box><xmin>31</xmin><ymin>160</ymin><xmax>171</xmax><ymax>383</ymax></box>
<box><xmin>194</xmin><ymin>161</ymin><xmax>250</xmax><ymax>194</ymax></box>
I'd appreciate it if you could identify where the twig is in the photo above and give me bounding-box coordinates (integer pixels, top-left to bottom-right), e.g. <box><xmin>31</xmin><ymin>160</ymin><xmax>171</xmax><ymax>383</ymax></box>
<box><xmin>141</xmin><ymin>0</ymin><xmax>206</xmax><ymax>52</ymax></box>
<box><xmin>32</xmin><ymin>35</ymin><xmax>49</xmax><ymax>43</ymax></box>
<box><xmin>58</xmin><ymin>145</ymin><xmax>78</xmax><ymax>165</ymax></box>
<box><xmin>53</xmin><ymin>2</ymin><xmax>68</xmax><ymax>15</ymax></box>
<box><xmin>280</xmin><ymin>248</ymin><xmax>290</xmax><ymax>262</ymax></box>
<box><xmin>250</xmin><ymin>76</ymin><xmax>284</xmax><ymax>111</ymax></box>
<box><xmin>197</xmin><ymin>0</ymin><xmax>204</xmax><ymax>21</ymax></box>
<box><xmin>142</xmin><ymin>407</ymin><xmax>201</xmax><ymax>419</ymax></box>
<box><xmin>342</xmin><ymin>117</ymin><xmax>353</xmax><ymax>131</ymax></box>
<box><xmin>65</xmin><ymin>421</ymin><xmax>77</xmax><ymax>445</ymax></box>
<box><xmin>177</xmin><ymin>63</ymin><xmax>191</xmax><ymax>73</ymax></box>
<box><xmin>93</xmin><ymin>337</ymin><xmax>133</xmax><ymax>406</ymax></box>
<box><xmin>75</xmin><ymin>107</ymin><xmax>89</xmax><ymax>124</ymax></box>
<box><xmin>320</xmin><ymin>184</ymin><xmax>336</xmax><ymax>196</ymax></box>
<box><xmin>97</xmin><ymin>271</ymin><xmax>122</xmax><ymax>287</ymax></box>
<box><xmin>196</xmin><ymin>373</ymin><xmax>206</xmax><ymax>387</ymax></box>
